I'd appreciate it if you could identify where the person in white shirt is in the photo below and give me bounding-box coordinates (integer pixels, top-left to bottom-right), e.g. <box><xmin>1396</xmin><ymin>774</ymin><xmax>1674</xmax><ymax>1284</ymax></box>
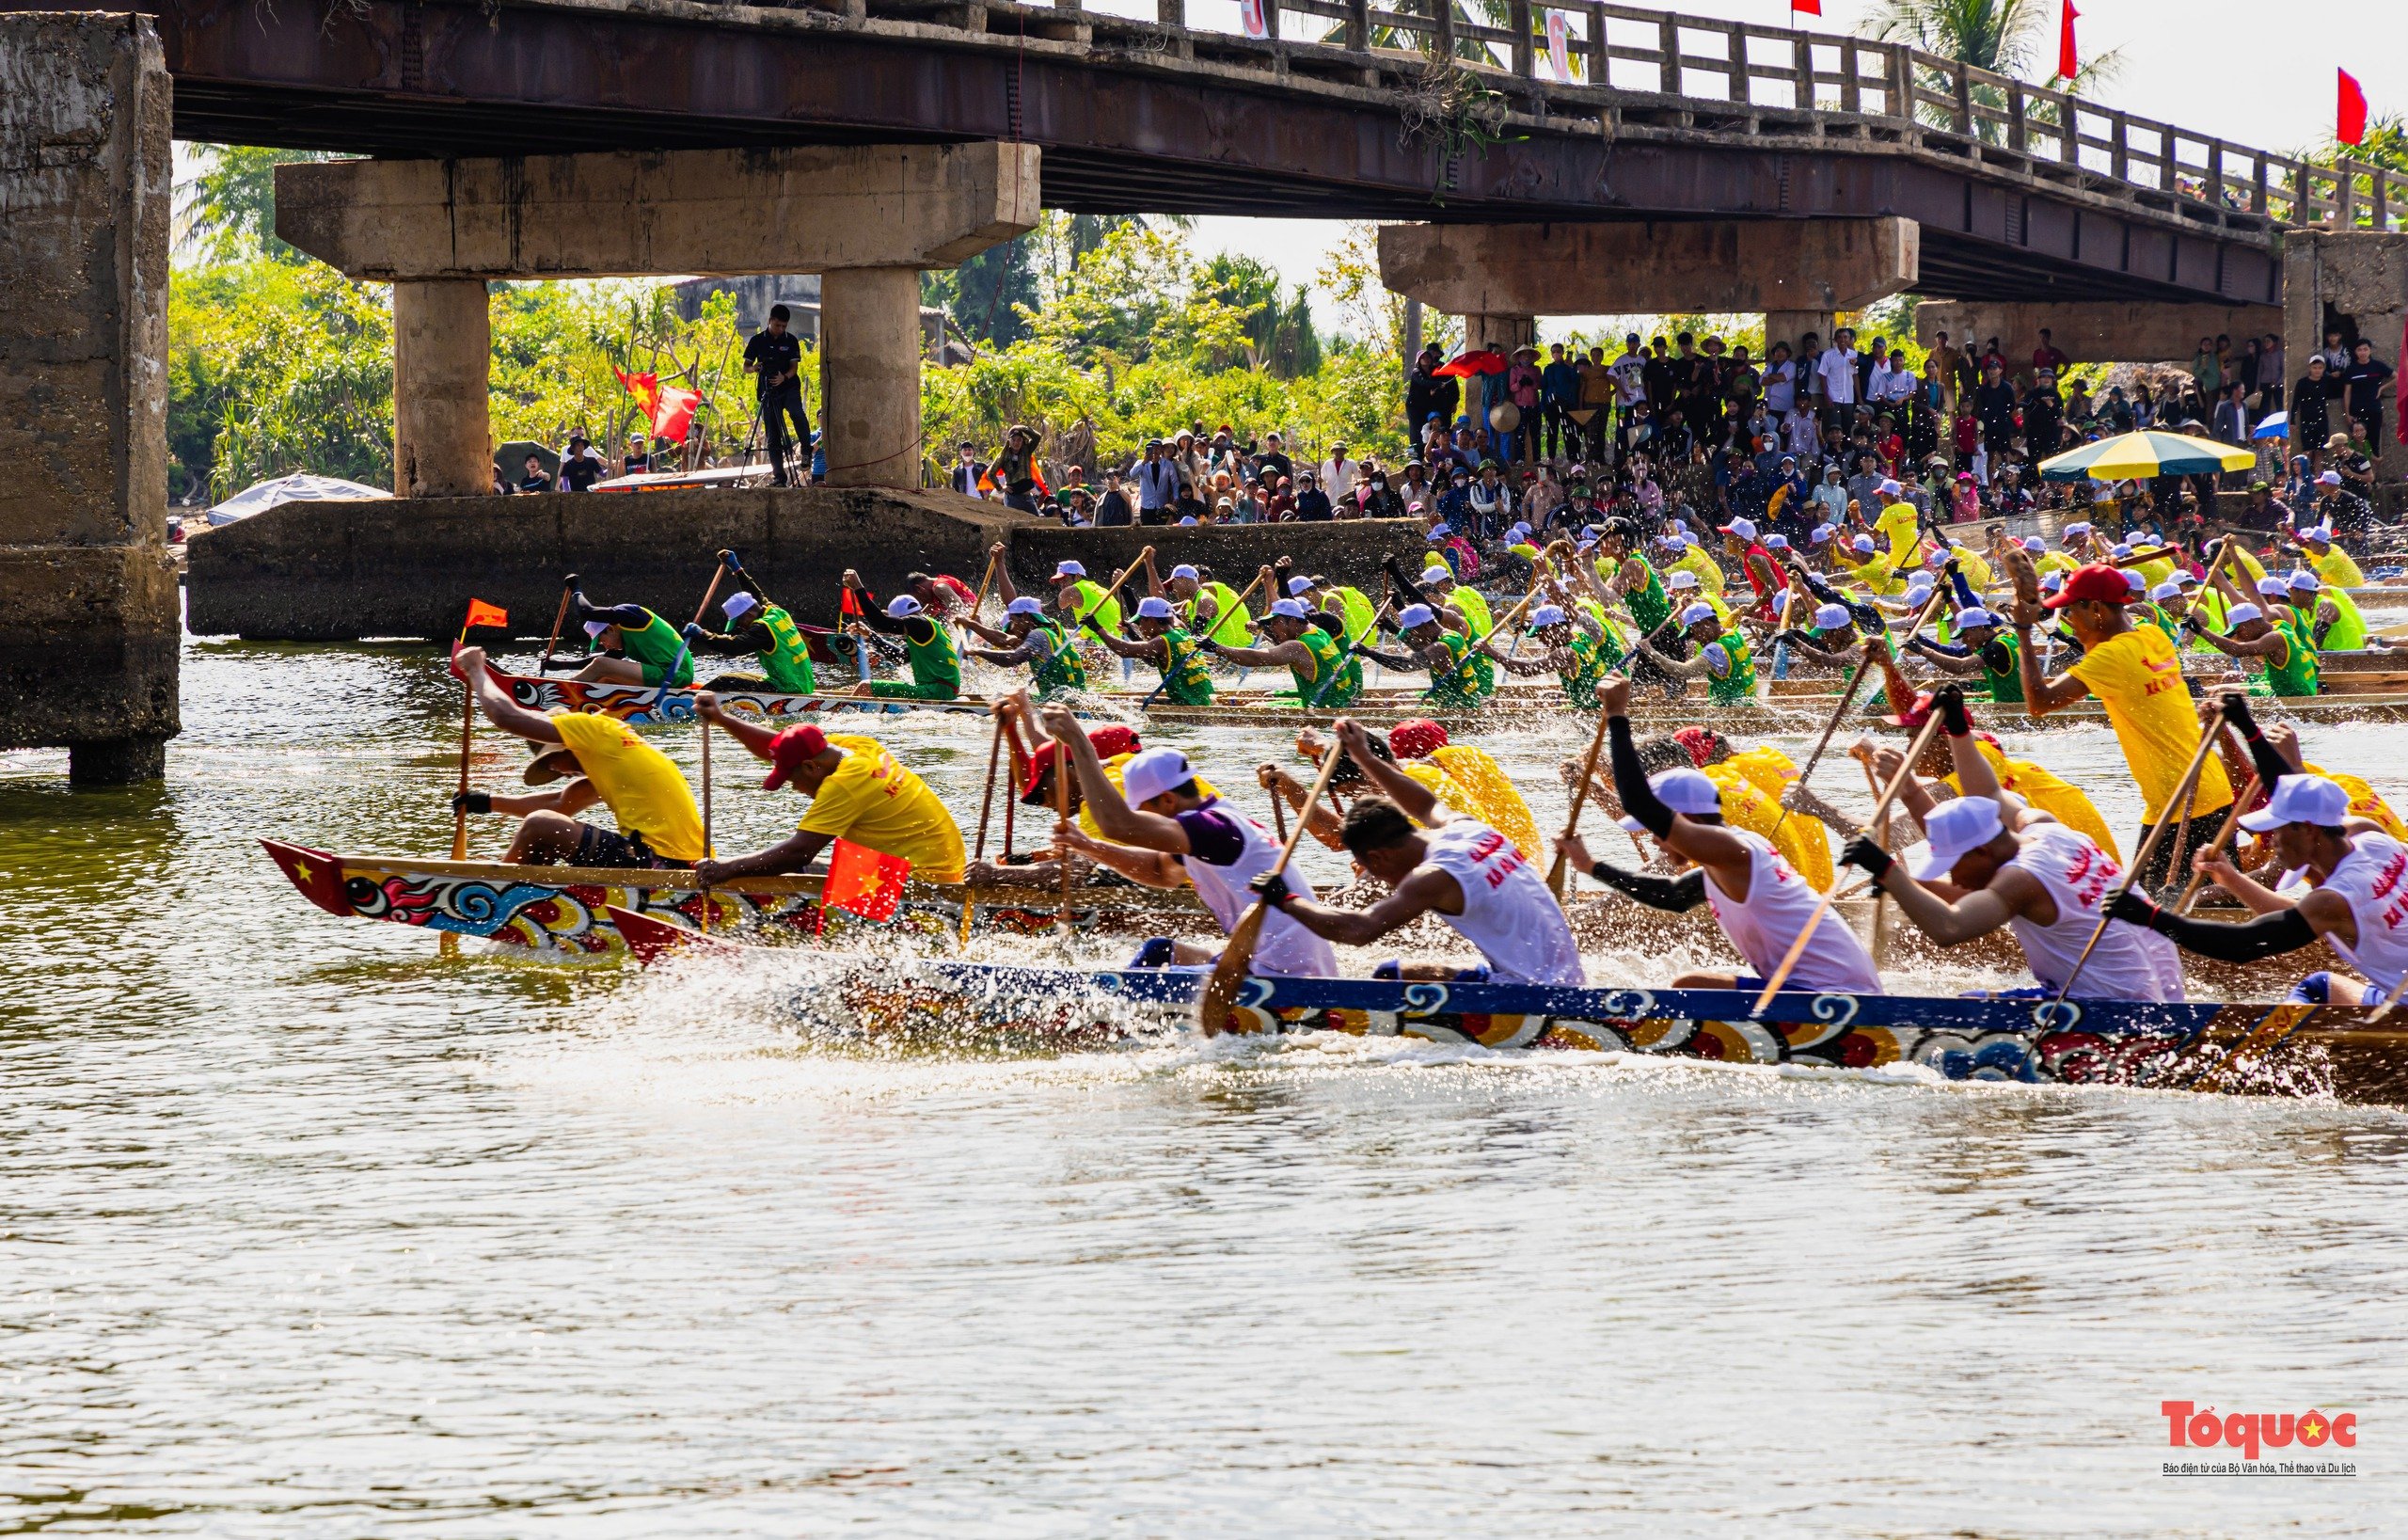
<box><xmin>1816</xmin><ymin>326</ymin><xmax>1860</xmax><ymax>433</ymax></box>
<box><xmin>1321</xmin><ymin>444</ymin><xmax>1357</xmax><ymax>503</ymax></box>
<box><xmin>1255</xmin><ymin>718</ymin><xmax>1586</xmax><ymax>985</ymax></box>
<box><xmin>1839</xmin><ymin>686</ymin><xmax>2183</xmax><ymax>1001</ymax></box>
<box><xmin>1761</xmin><ymin>342</ymin><xmax>1798</xmax><ymax>417</ymax></box>
<box><xmin>1559</xmin><ymin>675</ymin><xmax>1881</xmax><ymax>993</ymax></box>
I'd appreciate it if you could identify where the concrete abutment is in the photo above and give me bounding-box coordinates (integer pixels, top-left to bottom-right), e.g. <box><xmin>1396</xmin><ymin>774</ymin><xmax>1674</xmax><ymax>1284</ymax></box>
<box><xmin>0</xmin><ymin>12</ymin><xmax>180</xmax><ymax>783</ymax></box>
<box><xmin>393</xmin><ymin>278</ymin><xmax>494</xmax><ymax>497</ymax></box>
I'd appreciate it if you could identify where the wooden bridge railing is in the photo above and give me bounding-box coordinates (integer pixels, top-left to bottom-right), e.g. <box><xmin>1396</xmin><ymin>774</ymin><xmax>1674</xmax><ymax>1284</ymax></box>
<box><xmin>843</xmin><ymin>0</ymin><xmax>2379</xmax><ymax>233</ymax></box>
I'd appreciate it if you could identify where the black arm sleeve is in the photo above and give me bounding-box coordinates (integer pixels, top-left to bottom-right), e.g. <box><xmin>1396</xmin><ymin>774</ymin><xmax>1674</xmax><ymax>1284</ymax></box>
<box><xmin>858</xmin><ymin>609</ymin><xmax>937</xmax><ymax>643</ymax></box>
<box><xmin>1384</xmin><ymin>558</ymin><xmax>1435</xmax><ymax>611</ymax></box>
<box><xmin>1608</xmin><ymin>716</ymin><xmax>1675</xmax><ymax>838</ymax></box>
<box><xmin>1978</xmin><ymin>638</ymin><xmax>2017</xmax><ymax>675</ymax></box>
<box><xmin>2115</xmin><ymin>894</ymin><xmax>2318</xmax><ymax>963</ymax></box>
<box><xmin>1590</xmin><ymin>861</ymin><xmax>1707</xmax><ymax>913</ymax></box>
<box><xmin>689</xmin><ymin>619</ymin><xmax>777</xmax><ymax>657</ymax></box>
<box><xmin>2234</xmin><ymin>722</ymin><xmax>2294</xmax><ymax>793</ymax></box>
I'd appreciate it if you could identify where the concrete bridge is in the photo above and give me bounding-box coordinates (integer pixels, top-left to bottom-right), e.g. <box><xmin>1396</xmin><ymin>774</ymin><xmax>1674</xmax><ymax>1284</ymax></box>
<box><xmin>8</xmin><ymin>4</ymin><xmax>2408</xmax><ymax>781</ymax></box>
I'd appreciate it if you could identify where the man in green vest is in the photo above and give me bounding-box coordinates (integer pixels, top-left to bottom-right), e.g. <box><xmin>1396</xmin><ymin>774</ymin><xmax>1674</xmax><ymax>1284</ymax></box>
<box><xmin>682</xmin><ymin>570</ymin><xmax>818</xmax><ymax>695</ymax></box>
<box><xmin>2284</xmin><ymin>569</ymin><xmax>2368</xmax><ymax>652</ymax></box>
<box><xmin>1209</xmin><ymin>597</ymin><xmax>1362</xmax><ymax>707</ymax></box>
<box><xmin>1151</xmin><ymin>559</ymin><xmax>1253</xmax><ymax>649</ymax></box>
<box><xmin>1490</xmin><ymin>602</ymin><xmax>1614</xmax><ymax>708</ymax></box>
<box><xmin>1629</xmin><ymin>602</ymin><xmax>1758</xmax><ymax>705</ymax></box>
<box><xmin>570</xmin><ymin>592</ymin><xmax>695</xmax><ymax>688</ymax></box>
<box><xmin>1354</xmin><ymin>603</ymin><xmax>1492</xmax><ymax>710</ymax></box>
<box><xmin>2188</xmin><ymin>596</ymin><xmax>2319</xmax><ymax>697</ymax></box>
<box><xmin>1085</xmin><ymin>595</ymin><xmax>1216</xmax><ymax>705</ymax></box>
<box><xmin>960</xmin><ymin>595</ymin><xmax>1088</xmax><ymax>699</ymax></box>
<box><xmin>1904</xmin><ymin>605</ymin><xmax>2021</xmax><ymax>704</ymax></box>
<box><xmin>842</xmin><ymin>577</ymin><xmax>962</xmax><ymax>701</ymax></box>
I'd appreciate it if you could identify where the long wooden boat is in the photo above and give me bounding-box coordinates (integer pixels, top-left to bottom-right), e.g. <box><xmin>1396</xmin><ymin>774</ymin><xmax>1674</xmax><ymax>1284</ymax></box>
<box><xmin>831</xmin><ymin>961</ymin><xmax>2408</xmax><ymax>1105</ymax></box>
<box><xmin>260</xmin><ymin>839</ymin><xmax>1198</xmax><ymax>961</ymax></box>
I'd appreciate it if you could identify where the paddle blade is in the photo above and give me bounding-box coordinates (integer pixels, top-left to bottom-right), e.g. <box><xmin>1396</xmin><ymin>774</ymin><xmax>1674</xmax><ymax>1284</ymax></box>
<box><xmin>1544</xmin><ymin>851</ymin><xmax>1569</xmax><ymax>899</ymax></box>
<box><xmin>1196</xmin><ymin>901</ymin><xmax>1272</xmax><ymax>1036</ymax></box>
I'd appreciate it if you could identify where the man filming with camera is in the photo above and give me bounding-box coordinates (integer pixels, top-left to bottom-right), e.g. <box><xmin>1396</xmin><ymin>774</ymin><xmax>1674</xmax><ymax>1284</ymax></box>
<box><xmin>743</xmin><ymin>303</ymin><xmax>812</xmax><ymax>486</ymax></box>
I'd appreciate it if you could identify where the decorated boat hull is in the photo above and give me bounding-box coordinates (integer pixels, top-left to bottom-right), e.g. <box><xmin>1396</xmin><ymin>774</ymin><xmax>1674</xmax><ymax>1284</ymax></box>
<box><xmin>261</xmin><ymin>840</ymin><xmax>1196</xmax><ymax>961</ymax></box>
<box><xmin>840</xmin><ymin>962</ymin><xmax>2408</xmax><ymax>1104</ymax></box>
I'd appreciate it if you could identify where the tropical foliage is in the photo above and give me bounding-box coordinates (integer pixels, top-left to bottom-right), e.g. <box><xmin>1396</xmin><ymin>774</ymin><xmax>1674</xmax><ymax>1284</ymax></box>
<box><xmin>167</xmin><ymin>163</ymin><xmax>1400</xmax><ymax>500</ymax></box>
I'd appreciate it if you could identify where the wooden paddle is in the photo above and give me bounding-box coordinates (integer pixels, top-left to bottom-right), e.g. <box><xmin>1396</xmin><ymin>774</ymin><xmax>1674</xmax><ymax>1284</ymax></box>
<box><xmin>1750</xmin><ymin>711</ymin><xmax>1944</xmax><ymax>1015</ymax></box>
<box><xmin>443</xmin><ymin>667</ymin><xmax>475</xmax><ymax>959</ymax></box>
<box><xmin>2174</xmin><ymin>770</ymin><xmax>2259</xmax><ymax>915</ymax></box>
<box><xmin>1054</xmin><ymin>731</ymin><xmax>1075</xmax><ymax>938</ymax></box>
<box><xmin>966</xmin><ymin>549</ymin><xmax>999</xmax><ymax>625</ymax></box>
<box><xmin>537</xmin><ymin>575</ymin><xmax>575</xmax><ymax>675</ymax></box>
<box><xmin>2052</xmin><ymin>705</ymin><xmax>2229</xmax><ymax>1007</ymax></box>
<box><xmin>698</xmin><ymin>720</ymin><xmax>714</xmax><ymax>934</ymax></box>
<box><xmin>1768</xmin><ymin>579</ymin><xmax>1948</xmax><ymax>844</ymax></box>
<box><xmin>1854</xmin><ymin>748</ymin><xmax>1893</xmax><ymax>971</ymax></box>
<box><xmin>1545</xmin><ymin>701</ymin><xmax>1614</xmax><ymax>898</ymax></box>
<box><xmin>1196</xmin><ymin>740</ymin><xmax>1345</xmax><ymax>1037</ymax></box>
<box><xmin>959</xmin><ymin>708</ymin><xmax>1006</xmax><ymax>948</ymax></box>
<box><xmin>1422</xmin><ymin>586</ymin><xmax>1545</xmax><ymax>702</ymax></box>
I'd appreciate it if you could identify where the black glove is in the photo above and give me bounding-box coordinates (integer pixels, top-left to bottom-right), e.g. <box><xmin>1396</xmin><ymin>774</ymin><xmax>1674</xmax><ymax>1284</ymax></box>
<box><xmin>1934</xmin><ymin>683</ymin><xmax>1971</xmax><ymax>738</ymax></box>
<box><xmin>452</xmin><ymin>790</ymin><xmax>492</xmax><ymax>816</ymax></box>
<box><xmin>2220</xmin><ymin>692</ymin><xmax>2256</xmax><ymax>738</ymax></box>
<box><xmin>2108</xmin><ymin>887</ymin><xmax>2162</xmax><ymax>930</ymax></box>
<box><xmin>1246</xmin><ymin>871</ymin><xmax>1295</xmax><ymax>908</ymax></box>
<box><xmin>1839</xmin><ymin>834</ymin><xmax>1893</xmax><ymax>881</ymax></box>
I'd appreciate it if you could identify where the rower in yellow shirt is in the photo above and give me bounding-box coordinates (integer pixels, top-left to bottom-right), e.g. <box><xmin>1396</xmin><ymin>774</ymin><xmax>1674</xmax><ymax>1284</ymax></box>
<box><xmin>2016</xmin><ymin>563</ymin><xmax>2232</xmax><ymax>890</ymax></box>
<box><xmin>691</xmin><ymin>709</ymin><xmax>966</xmax><ymax>885</ymax></box>
<box><xmin>2293</xmin><ymin>524</ymin><xmax>2366</xmax><ymax>591</ymax></box>
<box><xmin>1833</xmin><ymin>531</ymin><xmax>1910</xmax><ymax>595</ymax></box>
<box><xmin>1662</xmin><ymin>531</ymin><xmax>1727</xmax><ymax>602</ymax></box>
<box><xmin>449</xmin><ymin>645</ymin><xmax>708</xmax><ymax>866</ymax></box>
<box><xmin>1872</xmin><ymin>484</ymin><xmax>1923</xmax><ymax>567</ymax></box>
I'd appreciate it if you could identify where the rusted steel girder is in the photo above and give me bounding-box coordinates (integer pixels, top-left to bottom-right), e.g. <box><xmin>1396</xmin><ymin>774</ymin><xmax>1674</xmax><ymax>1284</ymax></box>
<box><xmin>72</xmin><ymin>0</ymin><xmax>2278</xmax><ymax>306</ymax></box>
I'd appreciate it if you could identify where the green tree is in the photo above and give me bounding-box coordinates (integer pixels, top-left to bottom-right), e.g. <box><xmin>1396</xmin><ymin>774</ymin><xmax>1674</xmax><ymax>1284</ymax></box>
<box><xmin>174</xmin><ymin>145</ymin><xmax>332</xmax><ymax>264</ymax></box>
<box><xmin>1865</xmin><ymin>0</ymin><xmax>2121</xmax><ymax>145</ymax></box>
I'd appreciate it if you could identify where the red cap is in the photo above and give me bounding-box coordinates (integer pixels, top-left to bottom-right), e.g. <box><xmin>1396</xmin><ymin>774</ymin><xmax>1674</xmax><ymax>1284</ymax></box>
<box><xmin>1019</xmin><ymin>725</ymin><xmax>1140</xmax><ymax>801</ymax></box>
<box><xmin>1672</xmin><ymin>726</ymin><xmax>1716</xmax><ymax>768</ymax></box>
<box><xmin>763</xmin><ymin>724</ymin><xmax>829</xmax><ymax>790</ymax></box>
<box><xmin>2043</xmin><ymin>563</ymin><xmax>2133</xmax><ymax>609</ymax></box>
<box><xmin>1388</xmin><ymin>720</ymin><xmax>1449</xmax><ymax>760</ymax></box>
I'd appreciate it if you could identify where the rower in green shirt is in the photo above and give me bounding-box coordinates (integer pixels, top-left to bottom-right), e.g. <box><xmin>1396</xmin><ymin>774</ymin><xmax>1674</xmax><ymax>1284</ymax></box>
<box><xmin>842</xmin><ymin>572</ymin><xmax>961</xmax><ymax>701</ymax></box>
<box><xmin>960</xmin><ymin>595</ymin><xmax>1088</xmax><ymax>698</ymax></box>
<box><xmin>1354</xmin><ymin>602</ymin><xmax>1488</xmax><ymax>710</ymax></box>
<box><xmin>1152</xmin><ymin>559</ymin><xmax>1254</xmax><ymax>649</ymax></box>
<box><xmin>2285</xmin><ymin>569</ymin><xmax>2368</xmax><ymax>652</ymax></box>
<box><xmin>1904</xmin><ymin>605</ymin><xmax>2022</xmax><ymax>704</ymax></box>
<box><xmin>1491</xmin><ymin>601</ymin><xmax>1612</xmax><ymax>708</ymax></box>
<box><xmin>571</xmin><ymin>591</ymin><xmax>695</xmax><ymax>688</ymax></box>
<box><xmin>2190</xmin><ymin>596</ymin><xmax>2319</xmax><ymax>698</ymax></box>
<box><xmin>1085</xmin><ymin>595</ymin><xmax>1215</xmax><ymax>705</ymax></box>
<box><xmin>678</xmin><ymin>551</ymin><xmax>817</xmax><ymax>694</ymax></box>
<box><xmin>1209</xmin><ymin>596</ymin><xmax>1362</xmax><ymax>708</ymax></box>
<box><xmin>1630</xmin><ymin>600</ymin><xmax>1759</xmax><ymax>705</ymax></box>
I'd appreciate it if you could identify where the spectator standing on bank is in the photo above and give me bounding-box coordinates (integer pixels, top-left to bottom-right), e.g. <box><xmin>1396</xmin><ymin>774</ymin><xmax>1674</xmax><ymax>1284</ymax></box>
<box><xmin>1505</xmin><ymin>346</ymin><xmax>1544</xmax><ymax>464</ymax></box>
<box><xmin>1576</xmin><ymin>344</ymin><xmax>1615</xmax><ymax>460</ymax></box>
<box><xmin>2292</xmin><ymin>356</ymin><xmax>2343</xmax><ymax>455</ymax></box>
<box><xmin>2344</xmin><ymin>338</ymin><xmax>2395</xmax><ymax>446</ymax></box>
<box><xmin>1404</xmin><ymin>348</ymin><xmax>1455</xmax><ymax>448</ymax></box>
<box><xmin>1135</xmin><ymin>438</ymin><xmax>1179</xmax><ymax>525</ymax></box>
<box><xmin>946</xmin><ymin>441</ymin><xmax>986</xmax><ymax>495</ymax></box>
<box><xmin>1096</xmin><ymin>468</ymin><xmax>1133</xmax><ymax>527</ymax></box>
<box><xmin>1321</xmin><ymin>441</ymin><xmax>1359</xmax><ymax>504</ymax></box>
<box><xmin>1541</xmin><ymin>342</ymin><xmax>1581</xmax><ymax>460</ymax></box>
<box><xmin>559</xmin><ymin>434</ymin><xmax>606</xmax><ymax>492</ymax></box>
<box><xmin>741</xmin><ymin>303</ymin><xmax>811</xmax><ymax>487</ymax></box>
<box><xmin>2031</xmin><ymin>328</ymin><xmax>2071</xmax><ymax>384</ymax></box>
<box><xmin>2257</xmin><ymin>333</ymin><xmax>2285</xmax><ymax>412</ymax></box>
<box><xmin>1291</xmin><ymin>469</ymin><xmax>1332</xmax><ymax>521</ymax></box>
<box><xmin>1816</xmin><ymin>326</ymin><xmax>1860</xmax><ymax>434</ymax></box>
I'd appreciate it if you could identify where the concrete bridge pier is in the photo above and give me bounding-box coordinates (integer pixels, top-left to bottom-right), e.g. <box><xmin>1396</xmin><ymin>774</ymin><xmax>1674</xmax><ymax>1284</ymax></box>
<box><xmin>1382</xmin><ymin>217</ymin><xmax>1919</xmax><ymax>374</ymax></box>
<box><xmin>276</xmin><ymin>141</ymin><xmax>1042</xmax><ymax>494</ymax></box>
<box><xmin>0</xmin><ymin>13</ymin><xmax>182</xmax><ymax>783</ymax></box>
<box><xmin>393</xmin><ymin>278</ymin><xmax>493</xmax><ymax>497</ymax></box>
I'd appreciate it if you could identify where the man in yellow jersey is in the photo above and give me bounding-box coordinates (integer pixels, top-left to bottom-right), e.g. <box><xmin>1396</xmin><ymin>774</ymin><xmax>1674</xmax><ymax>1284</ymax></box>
<box><xmin>450</xmin><ymin>646</ymin><xmax>707</xmax><ymax>867</ymax></box>
<box><xmin>1832</xmin><ymin>531</ymin><xmax>1910</xmax><ymax>596</ymax></box>
<box><xmin>2013</xmin><ymin>563</ymin><xmax>2232</xmax><ymax>891</ymax></box>
<box><xmin>2291</xmin><ymin>523</ymin><xmax>2366</xmax><ymax>591</ymax></box>
<box><xmin>1872</xmin><ymin>479</ymin><xmax>1924</xmax><ymax>567</ymax></box>
<box><xmin>690</xmin><ymin>706</ymin><xmax>965</xmax><ymax>885</ymax></box>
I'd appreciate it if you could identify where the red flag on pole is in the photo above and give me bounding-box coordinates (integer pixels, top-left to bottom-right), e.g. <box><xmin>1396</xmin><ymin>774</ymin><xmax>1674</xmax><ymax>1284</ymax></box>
<box><xmin>2057</xmin><ymin>1</ymin><xmax>2079</xmax><ymax>81</ymax></box>
<box><xmin>611</xmin><ymin>365</ymin><xmax>704</xmax><ymax>444</ymax></box>
<box><xmin>1791</xmin><ymin>0</ymin><xmax>1821</xmax><ymax>16</ymax></box>
<box><xmin>2340</xmin><ymin>69</ymin><xmax>2369</xmax><ymax>147</ymax></box>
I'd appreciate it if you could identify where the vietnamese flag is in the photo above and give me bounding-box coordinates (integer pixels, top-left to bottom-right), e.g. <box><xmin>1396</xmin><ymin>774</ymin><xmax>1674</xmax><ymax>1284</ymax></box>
<box><xmin>2340</xmin><ymin>69</ymin><xmax>2368</xmax><ymax>147</ymax></box>
<box><xmin>2057</xmin><ymin>1</ymin><xmax>2078</xmax><ymax>81</ymax></box>
<box><xmin>612</xmin><ymin>366</ymin><xmax>705</xmax><ymax>444</ymax></box>
<box><xmin>822</xmin><ymin>838</ymin><xmax>911</xmax><ymax>923</ymax></box>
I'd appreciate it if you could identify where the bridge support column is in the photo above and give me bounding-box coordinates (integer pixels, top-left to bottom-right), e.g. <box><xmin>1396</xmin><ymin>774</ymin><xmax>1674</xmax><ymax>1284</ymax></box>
<box><xmin>1915</xmin><ymin>300</ymin><xmax>2283</xmax><ymax>379</ymax></box>
<box><xmin>819</xmin><ymin>268</ymin><xmax>925</xmax><ymax>490</ymax></box>
<box><xmin>1381</xmin><ymin>218</ymin><xmax>1917</xmax><ymax>336</ymax></box>
<box><xmin>0</xmin><ymin>13</ymin><xmax>180</xmax><ymax>783</ymax></box>
<box><xmin>393</xmin><ymin>279</ymin><xmax>494</xmax><ymax>498</ymax></box>
<box><xmin>1763</xmin><ymin>310</ymin><xmax>1836</xmax><ymax>357</ymax></box>
<box><xmin>2284</xmin><ymin>231</ymin><xmax>2408</xmax><ymax>478</ymax></box>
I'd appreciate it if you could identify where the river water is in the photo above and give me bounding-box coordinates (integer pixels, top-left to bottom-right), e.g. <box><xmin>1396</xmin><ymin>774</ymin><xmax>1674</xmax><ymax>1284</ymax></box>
<box><xmin>3</xmin><ymin>636</ymin><xmax>2403</xmax><ymax>1535</ymax></box>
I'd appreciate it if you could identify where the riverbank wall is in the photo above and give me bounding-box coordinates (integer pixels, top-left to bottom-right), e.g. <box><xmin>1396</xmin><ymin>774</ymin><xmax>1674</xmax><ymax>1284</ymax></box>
<box><xmin>184</xmin><ymin>489</ymin><xmax>1430</xmax><ymax>641</ymax></box>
